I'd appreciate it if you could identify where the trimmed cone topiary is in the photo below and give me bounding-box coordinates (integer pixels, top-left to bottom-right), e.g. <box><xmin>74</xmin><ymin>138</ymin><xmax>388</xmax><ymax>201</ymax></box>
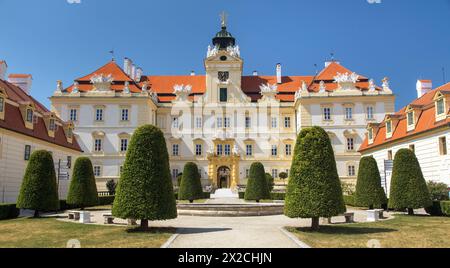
<box><xmin>354</xmin><ymin>156</ymin><xmax>387</xmax><ymax>209</ymax></box>
<box><xmin>67</xmin><ymin>157</ymin><xmax>98</xmax><ymax>209</ymax></box>
<box><xmin>112</xmin><ymin>125</ymin><xmax>177</xmax><ymax>228</ymax></box>
<box><xmin>265</xmin><ymin>173</ymin><xmax>275</xmax><ymax>192</ymax></box>
<box><xmin>245</xmin><ymin>162</ymin><xmax>271</xmax><ymax>202</ymax></box>
<box><xmin>389</xmin><ymin>149</ymin><xmax>432</xmax><ymax>215</ymax></box>
<box><xmin>178</xmin><ymin>162</ymin><xmax>203</xmax><ymax>203</ymax></box>
<box><xmin>284</xmin><ymin>126</ymin><xmax>346</xmax><ymax>230</ymax></box>
<box><xmin>17</xmin><ymin>150</ymin><xmax>60</xmax><ymax>217</ymax></box>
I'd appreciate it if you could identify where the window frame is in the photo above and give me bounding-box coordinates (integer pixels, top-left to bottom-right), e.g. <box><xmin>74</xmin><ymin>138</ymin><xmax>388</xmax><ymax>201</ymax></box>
<box><xmin>219</xmin><ymin>88</ymin><xmax>228</xmax><ymax>102</ymax></box>
<box><xmin>24</xmin><ymin>145</ymin><xmax>31</xmax><ymax>161</ymax></box>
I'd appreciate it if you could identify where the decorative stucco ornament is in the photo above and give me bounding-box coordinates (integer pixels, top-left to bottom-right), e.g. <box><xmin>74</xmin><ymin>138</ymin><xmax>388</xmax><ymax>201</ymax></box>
<box><xmin>90</xmin><ymin>73</ymin><xmax>114</xmax><ymax>91</ymax></box>
<box><xmin>369</xmin><ymin>79</ymin><xmax>376</xmax><ymax>92</ymax></box>
<box><xmin>319</xmin><ymin>81</ymin><xmax>326</xmax><ymax>93</ymax></box>
<box><xmin>260</xmin><ymin>83</ymin><xmax>278</xmax><ymax>100</ymax></box>
<box><xmin>382</xmin><ymin>77</ymin><xmax>390</xmax><ymax>91</ymax></box>
<box><xmin>207</xmin><ymin>45</ymin><xmax>219</xmax><ymax>58</ymax></box>
<box><xmin>123</xmin><ymin>81</ymin><xmax>130</xmax><ymax>94</ymax></box>
<box><xmin>72</xmin><ymin>81</ymin><xmax>79</xmax><ymax>94</ymax></box>
<box><xmin>173</xmin><ymin>84</ymin><xmax>192</xmax><ymax>101</ymax></box>
<box><xmin>334</xmin><ymin>72</ymin><xmax>359</xmax><ymax>84</ymax></box>
<box><xmin>226</xmin><ymin>45</ymin><xmax>240</xmax><ymax>57</ymax></box>
<box><xmin>56</xmin><ymin>80</ymin><xmax>63</xmax><ymax>93</ymax></box>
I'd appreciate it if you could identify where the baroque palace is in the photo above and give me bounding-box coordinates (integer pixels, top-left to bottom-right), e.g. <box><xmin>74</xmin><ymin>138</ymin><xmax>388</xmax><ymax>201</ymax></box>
<box><xmin>50</xmin><ymin>18</ymin><xmax>395</xmax><ymax>191</ymax></box>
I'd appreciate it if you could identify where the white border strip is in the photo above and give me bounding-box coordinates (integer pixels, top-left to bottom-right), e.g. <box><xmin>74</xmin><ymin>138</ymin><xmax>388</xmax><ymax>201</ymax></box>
<box><xmin>279</xmin><ymin>227</ymin><xmax>312</xmax><ymax>248</ymax></box>
<box><xmin>160</xmin><ymin>232</ymin><xmax>180</xmax><ymax>248</ymax></box>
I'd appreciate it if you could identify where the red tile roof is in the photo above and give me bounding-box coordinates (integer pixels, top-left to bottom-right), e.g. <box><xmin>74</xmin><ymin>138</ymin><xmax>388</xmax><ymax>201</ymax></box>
<box><xmin>0</xmin><ymin>79</ymin><xmax>82</xmax><ymax>152</ymax></box>
<box><xmin>359</xmin><ymin>82</ymin><xmax>450</xmax><ymax>152</ymax></box>
<box><xmin>63</xmin><ymin>60</ymin><xmax>380</xmax><ymax>103</ymax></box>
<box><xmin>8</xmin><ymin>74</ymin><xmax>32</xmax><ymax>79</ymax></box>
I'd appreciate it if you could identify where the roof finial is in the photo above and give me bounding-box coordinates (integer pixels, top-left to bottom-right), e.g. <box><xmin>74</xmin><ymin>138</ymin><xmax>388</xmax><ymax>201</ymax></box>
<box><xmin>220</xmin><ymin>11</ymin><xmax>228</xmax><ymax>28</ymax></box>
<box><xmin>109</xmin><ymin>49</ymin><xmax>115</xmax><ymax>61</ymax></box>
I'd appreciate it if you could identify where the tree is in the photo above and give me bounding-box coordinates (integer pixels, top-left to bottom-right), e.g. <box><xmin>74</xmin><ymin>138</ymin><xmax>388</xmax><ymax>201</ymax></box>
<box><xmin>177</xmin><ymin>173</ymin><xmax>183</xmax><ymax>187</ymax></box>
<box><xmin>178</xmin><ymin>162</ymin><xmax>203</xmax><ymax>203</ymax></box>
<box><xmin>245</xmin><ymin>162</ymin><xmax>271</xmax><ymax>202</ymax></box>
<box><xmin>112</xmin><ymin>125</ymin><xmax>177</xmax><ymax>228</ymax></box>
<box><xmin>427</xmin><ymin>181</ymin><xmax>449</xmax><ymax>201</ymax></box>
<box><xmin>354</xmin><ymin>156</ymin><xmax>387</xmax><ymax>209</ymax></box>
<box><xmin>106</xmin><ymin>180</ymin><xmax>117</xmax><ymax>196</ymax></box>
<box><xmin>67</xmin><ymin>157</ymin><xmax>98</xmax><ymax>209</ymax></box>
<box><xmin>279</xmin><ymin>172</ymin><xmax>288</xmax><ymax>186</ymax></box>
<box><xmin>389</xmin><ymin>149</ymin><xmax>432</xmax><ymax>215</ymax></box>
<box><xmin>266</xmin><ymin>173</ymin><xmax>275</xmax><ymax>192</ymax></box>
<box><xmin>284</xmin><ymin>127</ymin><xmax>345</xmax><ymax>231</ymax></box>
<box><xmin>16</xmin><ymin>150</ymin><xmax>59</xmax><ymax>217</ymax></box>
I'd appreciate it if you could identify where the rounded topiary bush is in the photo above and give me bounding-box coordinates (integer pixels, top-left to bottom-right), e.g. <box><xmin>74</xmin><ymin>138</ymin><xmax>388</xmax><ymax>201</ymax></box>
<box><xmin>389</xmin><ymin>149</ymin><xmax>432</xmax><ymax>215</ymax></box>
<box><xmin>67</xmin><ymin>157</ymin><xmax>98</xmax><ymax>209</ymax></box>
<box><xmin>245</xmin><ymin>162</ymin><xmax>270</xmax><ymax>202</ymax></box>
<box><xmin>17</xmin><ymin>150</ymin><xmax>60</xmax><ymax>217</ymax></box>
<box><xmin>354</xmin><ymin>156</ymin><xmax>387</xmax><ymax>209</ymax></box>
<box><xmin>112</xmin><ymin>125</ymin><xmax>177</xmax><ymax>228</ymax></box>
<box><xmin>265</xmin><ymin>173</ymin><xmax>274</xmax><ymax>192</ymax></box>
<box><xmin>178</xmin><ymin>162</ymin><xmax>203</xmax><ymax>203</ymax></box>
<box><xmin>284</xmin><ymin>126</ymin><xmax>346</xmax><ymax>230</ymax></box>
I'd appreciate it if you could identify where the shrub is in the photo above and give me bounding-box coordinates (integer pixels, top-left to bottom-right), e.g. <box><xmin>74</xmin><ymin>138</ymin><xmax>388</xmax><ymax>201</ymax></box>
<box><xmin>0</xmin><ymin>204</ymin><xmax>20</xmax><ymax>220</ymax></box>
<box><xmin>284</xmin><ymin>127</ymin><xmax>346</xmax><ymax>230</ymax></box>
<box><xmin>178</xmin><ymin>162</ymin><xmax>203</xmax><ymax>203</ymax></box>
<box><xmin>389</xmin><ymin>149</ymin><xmax>432</xmax><ymax>215</ymax></box>
<box><xmin>354</xmin><ymin>156</ymin><xmax>387</xmax><ymax>209</ymax></box>
<box><xmin>427</xmin><ymin>181</ymin><xmax>449</xmax><ymax>201</ymax></box>
<box><xmin>343</xmin><ymin>195</ymin><xmax>356</xmax><ymax>207</ymax></box>
<box><xmin>16</xmin><ymin>150</ymin><xmax>60</xmax><ymax>217</ymax></box>
<box><xmin>341</xmin><ymin>182</ymin><xmax>355</xmax><ymax>196</ymax></box>
<box><xmin>266</xmin><ymin>173</ymin><xmax>275</xmax><ymax>192</ymax></box>
<box><xmin>425</xmin><ymin>201</ymin><xmax>443</xmax><ymax>216</ymax></box>
<box><xmin>106</xmin><ymin>180</ymin><xmax>117</xmax><ymax>196</ymax></box>
<box><xmin>245</xmin><ymin>162</ymin><xmax>271</xmax><ymax>202</ymax></box>
<box><xmin>112</xmin><ymin>125</ymin><xmax>177</xmax><ymax>228</ymax></box>
<box><xmin>98</xmin><ymin>196</ymin><xmax>115</xmax><ymax>206</ymax></box>
<box><xmin>67</xmin><ymin>157</ymin><xmax>98</xmax><ymax>209</ymax></box>
<box><xmin>177</xmin><ymin>173</ymin><xmax>183</xmax><ymax>187</ymax></box>
<box><xmin>279</xmin><ymin>172</ymin><xmax>288</xmax><ymax>182</ymax></box>
<box><xmin>441</xmin><ymin>201</ymin><xmax>450</xmax><ymax>216</ymax></box>
<box><xmin>59</xmin><ymin>200</ymin><xmax>79</xmax><ymax>211</ymax></box>
<box><xmin>270</xmin><ymin>192</ymin><xmax>286</xmax><ymax>200</ymax></box>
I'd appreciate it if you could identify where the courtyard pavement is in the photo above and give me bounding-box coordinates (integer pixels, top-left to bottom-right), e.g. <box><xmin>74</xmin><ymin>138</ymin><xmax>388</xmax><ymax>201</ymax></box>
<box><xmin>57</xmin><ymin>198</ymin><xmax>394</xmax><ymax>248</ymax></box>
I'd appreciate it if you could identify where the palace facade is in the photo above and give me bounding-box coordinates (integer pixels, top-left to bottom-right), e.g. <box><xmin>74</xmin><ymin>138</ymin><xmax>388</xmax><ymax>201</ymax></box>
<box><xmin>50</xmin><ymin>20</ymin><xmax>395</xmax><ymax>191</ymax></box>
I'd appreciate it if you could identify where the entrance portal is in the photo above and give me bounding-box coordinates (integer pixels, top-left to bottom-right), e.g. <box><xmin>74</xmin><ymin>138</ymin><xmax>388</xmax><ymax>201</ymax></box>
<box><xmin>217</xmin><ymin>166</ymin><xmax>231</xmax><ymax>189</ymax></box>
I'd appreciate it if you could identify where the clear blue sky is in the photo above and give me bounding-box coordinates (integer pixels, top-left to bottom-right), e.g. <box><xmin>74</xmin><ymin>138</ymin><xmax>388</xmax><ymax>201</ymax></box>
<box><xmin>0</xmin><ymin>0</ymin><xmax>449</xmax><ymax>109</ymax></box>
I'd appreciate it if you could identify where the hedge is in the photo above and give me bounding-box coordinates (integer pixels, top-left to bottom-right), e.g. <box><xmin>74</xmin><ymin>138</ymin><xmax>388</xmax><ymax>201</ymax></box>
<box><xmin>175</xmin><ymin>192</ymin><xmax>210</xmax><ymax>200</ymax></box>
<box><xmin>354</xmin><ymin>156</ymin><xmax>387</xmax><ymax>209</ymax></box>
<box><xmin>343</xmin><ymin>195</ymin><xmax>356</xmax><ymax>207</ymax></box>
<box><xmin>98</xmin><ymin>196</ymin><xmax>115</xmax><ymax>206</ymax></box>
<box><xmin>440</xmin><ymin>201</ymin><xmax>450</xmax><ymax>216</ymax></box>
<box><xmin>270</xmin><ymin>192</ymin><xmax>286</xmax><ymax>200</ymax></box>
<box><xmin>245</xmin><ymin>162</ymin><xmax>271</xmax><ymax>202</ymax></box>
<box><xmin>178</xmin><ymin>162</ymin><xmax>203</xmax><ymax>202</ymax></box>
<box><xmin>67</xmin><ymin>157</ymin><xmax>99</xmax><ymax>209</ymax></box>
<box><xmin>0</xmin><ymin>204</ymin><xmax>20</xmax><ymax>220</ymax></box>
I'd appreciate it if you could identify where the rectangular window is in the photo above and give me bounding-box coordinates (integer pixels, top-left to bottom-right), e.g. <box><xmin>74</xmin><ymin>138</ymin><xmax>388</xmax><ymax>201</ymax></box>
<box><xmin>219</xmin><ymin>88</ymin><xmax>228</xmax><ymax>102</ymax></box>
<box><xmin>95</xmin><ymin>108</ymin><xmax>103</xmax><ymax>121</ymax></box>
<box><xmin>388</xmin><ymin>150</ymin><xmax>393</xmax><ymax>160</ymax></box>
<box><xmin>195</xmin><ymin>117</ymin><xmax>202</xmax><ymax>128</ymax></box>
<box><xmin>345</xmin><ymin>107</ymin><xmax>353</xmax><ymax>120</ymax></box>
<box><xmin>224</xmin><ymin>144</ymin><xmax>231</xmax><ymax>156</ymax></box>
<box><xmin>195</xmin><ymin>144</ymin><xmax>202</xmax><ymax>156</ymax></box>
<box><xmin>217</xmin><ymin>117</ymin><xmax>223</xmax><ymax>128</ymax></box>
<box><xmin>348</xmin><ymin>165</ymin><xmax>356</xmax><ymax>177</ymax></box>
<box><xmin>386</xmin><ymin>121</ymin><xmax>392</xmax><ymax>134</ymax></box>
<box><xmin>407</xmin><ymin>112</ymin><xmax>414</xmax><ymax>126</ymax></box>
<box><xmin>120</xmin><ymin>139</ymin><xmax>128</xmax><ymax>152</ymax></box>
<box><xmin>121</xmin><ymin>108</ymin><xmax>129</xmax><ymax>121</ymax></box>
<box><xmin>69</xmin><ymin>109</ymin><xmax>78</xmax><ymax>122</ymax></box>
<box><xmin>245</xmin><ymin>117</ymin><xmax>251</xmax><ymax>128</ymax></box>
<box><xmin>0</xmin><ymin>97</ymin><xmax>4</xmax><ymax>112</ymax></box>
<box><xmin>246</xmin><ymin>144</ymin><xmax>253</xmax><ymax>156</ymax></box>
<box><xmin>94</xmin><ymin>166</ymin><xmax>101</xmax><ymax>177</ymax></box>
<box><xmin>285</xmin><ymin>144</ymin><xmax>292</xmax><ymax>156</ymax></box>
<box><xmin>224</xmin><ymin>117</ymin><xmax>231</xmax><ymax>128</ymax></box>
<box><xmin>172</xmin><ymin>144</ymin><xmax>179</xmax><ymax>156</ymax></box>
<box><xmin>26</xmin><ymin>109</ymin><xmax>33</xmax><ymax>123</ymax></box>
<box><xmin>367</xmin><ymin>106</ymin><xmax>374</xmax><ymax>120</ymax></box>
<box><xmin>217</xmin><ymin>144</ymin><xmax>223</xmax><ymax>155</ymax></box>
<box><xmin>323</xmin><ymin>107</ymin><xmax>331</xmax><ymax>121</ymax></box>
<box><xmin>172</xmin><ymin>169</ymin><xmax>179</xmax><ymax>180</ymax></box>
<box><xmin>94</xmin><ymin>139</ymin><xmax>103</xmax><ymax>152</ymax></box>
<box><xmin>368</xmin><ymin>129</ymin><xmax>374</xmax><ymax>141</ymax></box>
<box><xmin>49</xmin><ymin>119</ymin><xmax>56</xmax><ymax>131</ymax></box>
<box><xmin>245</xmin><ymin>169</ymin><xmax>250</xmax><ymax>178</ymax></box>
<box><xmin>24</xmin><ymin>145</ymin><xmax>31</xmax><ymax>160</ymax></box>
<box><xmin>271</xmin><ymin>145</ymin><xmax>278</xmax><ymax>156</ymax></box>
<box><xmin>271</xmin><ymin>117</ymin><xmax>278</xmax><ymax>128</ymax></box>
<box><xmin>272</xmin><ymin>169</ymin><xmax>278</xmax><ymax>179</ymax></box>
<box><xmin>172</xmin><ymin>117</ymin><xmax>179</xmax><ymax>128</ymax></box>
<box><xmin>67</xmin><ymin>156</ymin><xmax>72</xmax><ymax>169</ymax></box>
<box><xmin>439</xmin><ymin>137</ymin><xmax>447</xmax><ymax>155</ymax></box>
<box><xmin>347</xmin><ymin>138</ymin><xmax>355</xmax><ymax>151</ymax></box>
<box><xmin>284</xmin><ymin>117</ymin><xmax>291</xmax><ymax>128</ymax></box>
<box><xmin>436</xmin><ymin>99</ymin><xmax>445</xmax><ymax>115</ymax></box>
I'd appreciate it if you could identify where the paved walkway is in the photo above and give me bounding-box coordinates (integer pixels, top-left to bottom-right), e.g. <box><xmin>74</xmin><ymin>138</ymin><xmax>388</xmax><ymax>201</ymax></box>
<box><xmin>57</xmin><ymin>197</ymin><xmax>395</xmax><ymax>248</ymax></box>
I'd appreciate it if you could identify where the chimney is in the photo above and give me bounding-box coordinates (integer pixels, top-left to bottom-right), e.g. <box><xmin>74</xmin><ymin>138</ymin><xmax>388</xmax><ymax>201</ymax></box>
<box><xmin>276</xmin><ymin>63</ymin><xmax>282</xmax><ymax>84</ymax></box>
<box><xmin>0</xmin><ymin>61</ymin><xmax>7</xmax><ymax>80</ymax></box>
<box><xmin>8</xmin><ymin>74</ymin><xmax>33</xmax><ymax>95</ymax></box>
<box><xmin>253</xmin><ymin>70</ymin><xmax>258</xmax><ymax>76</ymax></box>
<box><xmin>416</xmin><ymin>80</ymin><xmax>432</xmax><ymax>98</ymax></box>
<box><xmin>124</xmin><ymin>58</ymin><xmax>132</xmax><ymax>76</ymax></box>
<box><xmin>136</xmin><ymin>67</ymin><xmax>143</xmax><ymax>81</ymax></box>
<box><xmin>131</xmin><ymin>64</ymin><xmax>136</xmax><ymax>80</ymax></box>
<box><xmin>325</xmin><ymin>60</ymin><xmax>340</xmax><ymax>68</ymax></box>
<box><xmin>190</xmin><ymin>70</ymin><xmax>196</xmax><ymax>76</ymax></box>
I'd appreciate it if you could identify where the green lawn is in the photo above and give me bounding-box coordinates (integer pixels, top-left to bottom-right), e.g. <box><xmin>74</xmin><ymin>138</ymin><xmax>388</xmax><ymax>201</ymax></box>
<box><xmin>287</xmin><ymin>215</ymin><xmax>450</xmax><ymax>248</ymax></box>
<box><xmin>0</xmin><ymin>217</ymin><xmax>175</xmax><ymax>248</ymax></box>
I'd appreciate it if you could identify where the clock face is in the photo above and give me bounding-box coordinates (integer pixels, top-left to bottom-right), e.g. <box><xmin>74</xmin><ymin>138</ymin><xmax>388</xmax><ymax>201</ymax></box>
<box><xmin>218</xmin><ymin>71</ymin><xmax>229</xmax><ymax>82</ymax></box>
<box><xmin>220</xmin><ymin>56</ymin><xmax>227</xmax><ymax>61</ymax></box>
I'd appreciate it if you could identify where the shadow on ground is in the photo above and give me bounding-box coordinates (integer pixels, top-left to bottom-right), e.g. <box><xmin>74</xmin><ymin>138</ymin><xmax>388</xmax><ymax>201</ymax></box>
<box><xmin>177</xmin><ymin>227</ymin><xmax>233</xmax><ymax>235</ymax></box>
<box><xmin>290</xmin><ymin>226</ymin><xmax>397</xmax><ymax>235</ymax></box>
<box><xmin>126</xmin><ymin>227</ymin><xmax>177</xmax><ymax>234</ymax></box>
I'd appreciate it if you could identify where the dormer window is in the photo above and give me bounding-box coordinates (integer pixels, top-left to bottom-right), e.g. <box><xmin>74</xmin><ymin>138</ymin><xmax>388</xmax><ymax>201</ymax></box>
<box><xmin>0</xmin><ymin>96</ymin><xmax>4</xmax><ymax>113</ymax></box>
<box><xmin>434</xmin><ymin>92</ymin><xmax>448</xmax><ymax>122</ymax></box>
<box><xmin>49</xmin><ymin>119</ymin><xmax>56</xmax><ymax>131</ymax></box>
<box><xmin>407</xmin><ymin>111</ymin><xmax>414</xmax><ymax>126</ymax></box>
<box><xmin>368</xmin><ymin>128</ymin><xmax>374</xmax><ymax>143</ymax></box>
<box><xmin>436</xmin><ymin>98</ymin><xmax>445</xmax><ymax>116</ymax></box>
<box><xmin>386</xmin><ymin>120</ymin><xmax>393</xmax><ymax>139</ymax></box>
<box><xmin>26</xmin><ymin>108</ymin><xmax>33</xmax><ymax>123</ymax></box>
